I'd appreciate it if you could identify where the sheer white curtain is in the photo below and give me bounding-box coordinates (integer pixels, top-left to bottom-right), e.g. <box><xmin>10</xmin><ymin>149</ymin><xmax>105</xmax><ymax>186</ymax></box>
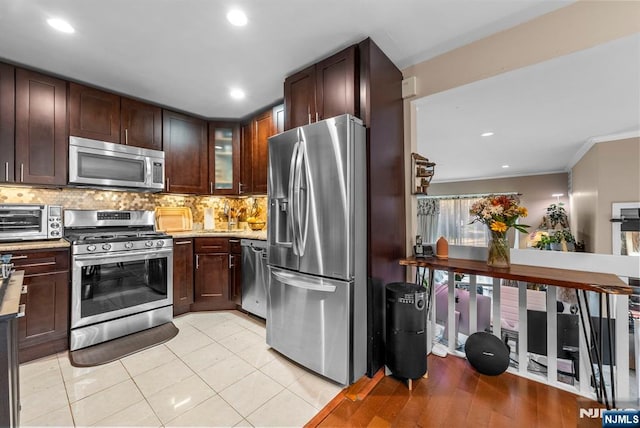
<box><xmin>435</xmin><ymin>198</ymin><xmax>490</xmax><ymax>246</ymax></box>
<box><xmin>417</xmin><ymin>198</ymin><xmax>440</xmax><ymax>243</ymax></box>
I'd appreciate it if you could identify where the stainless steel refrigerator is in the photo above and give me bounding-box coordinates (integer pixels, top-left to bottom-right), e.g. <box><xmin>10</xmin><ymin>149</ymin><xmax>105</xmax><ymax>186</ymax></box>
<box><xmin>267</xmin><ymin>114</ymin><xmax>367</xmax><ymax>385</ymax></box>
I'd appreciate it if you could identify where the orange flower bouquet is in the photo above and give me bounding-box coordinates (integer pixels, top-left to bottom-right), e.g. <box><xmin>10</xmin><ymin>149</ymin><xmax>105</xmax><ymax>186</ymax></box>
<box><xmin>469</xmin><ymin>195</ymin><xmax>529</xmax><ymax>267</ymax></box>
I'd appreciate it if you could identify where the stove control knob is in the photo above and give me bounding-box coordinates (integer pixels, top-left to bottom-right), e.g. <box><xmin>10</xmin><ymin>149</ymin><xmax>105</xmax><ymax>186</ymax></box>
<box><xmin>156</xmin><ymin>240</ymin><xmax>165</xmax><ymax>247</ymax></box>
<box><xmin>102</xmin><ymin>243</ymin><xmax>112</xmax><ymax>251</ymax></box>
<box><xmin>87</xmin><ymin>245</ymin><xmax>97</xmax><ymax>252</ymax></box>
<box><xmin>145</xmin><ymin>241</ymin><xmax>154</xmax><ymax>247</ymax></box>
<box><xmin>125</xmin><ymin>242</ymin><xmax>134</xmax><ymax>249</ymax></box>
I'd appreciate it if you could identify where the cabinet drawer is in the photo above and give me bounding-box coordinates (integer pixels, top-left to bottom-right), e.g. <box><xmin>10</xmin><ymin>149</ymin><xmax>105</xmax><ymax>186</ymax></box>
<box><xmin>11</xmin><ymin>248</ymin><xmax>69</xmax><ymax>276</ymax></box>
<box><xmin>195</xmin><ymin>238</ymin><xmax>229</xmax><ymax>253</ymax></box>
<box><xmin>229</xmin><ymin>238</ymin><xmax>242</xmax><ymax>254</ymax></box>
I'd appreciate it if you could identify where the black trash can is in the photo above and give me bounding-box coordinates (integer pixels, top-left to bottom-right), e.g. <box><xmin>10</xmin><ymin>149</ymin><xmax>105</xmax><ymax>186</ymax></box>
<box><xmin>385</xmin><ymin>282</ymin><xmax>427</xmax><ymax>379</ymax></box>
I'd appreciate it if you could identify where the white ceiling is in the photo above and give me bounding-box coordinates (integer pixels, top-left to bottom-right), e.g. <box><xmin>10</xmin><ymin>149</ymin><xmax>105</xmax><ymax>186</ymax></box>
<box><xmin>0</xmin><ymin>0</ymin><xmax>572</xmax><ymax>119</ymax></box>
<box><xmin>416</xmin><ymin>33</ymin><xmax>640</xmax><ymax>183</ymax></box>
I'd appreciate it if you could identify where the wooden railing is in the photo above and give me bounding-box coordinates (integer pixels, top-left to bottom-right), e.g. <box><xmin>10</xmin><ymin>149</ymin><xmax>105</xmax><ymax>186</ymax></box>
<box><xmin>401</xmin><ymin>246</ymin><xmax>639</xmax><ymax>405</ymax></box>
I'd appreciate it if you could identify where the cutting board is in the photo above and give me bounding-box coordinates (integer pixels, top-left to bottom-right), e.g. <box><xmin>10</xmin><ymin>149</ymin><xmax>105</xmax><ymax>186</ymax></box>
<box><xmin>155</xmin><ymin>207</ymin><xmax>193</xmax><ymax>232</ymax></box>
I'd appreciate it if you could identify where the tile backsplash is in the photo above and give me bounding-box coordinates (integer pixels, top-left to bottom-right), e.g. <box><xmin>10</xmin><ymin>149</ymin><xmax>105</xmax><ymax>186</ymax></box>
<box><xmin>0</xmin><ymin>186</ymin><xmax>267</xmax><ymax>228</ymax></box>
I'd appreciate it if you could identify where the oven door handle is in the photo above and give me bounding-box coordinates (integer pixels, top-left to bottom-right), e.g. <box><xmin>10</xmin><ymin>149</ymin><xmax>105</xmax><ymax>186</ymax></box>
<box><xmin>73</xmin><ymin>248</ymin><xmax>173</xmax><ymax>262</ymax></box>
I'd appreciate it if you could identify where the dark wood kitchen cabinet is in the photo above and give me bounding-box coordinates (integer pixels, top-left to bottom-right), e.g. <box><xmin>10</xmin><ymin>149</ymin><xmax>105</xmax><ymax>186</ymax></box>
<box><xmin>208</xmin><ymin>122</ymin><xmax>240</xmax><ymax>195</ymax></box>
<box><xmin>192</xmin><ymin>238</ymin><xmax>235</xmax><ymax>311</ymax></box>
<box><xmin>69</xmin><ymin>84</ymin><xmax>162</xmax><ymax>150</ymax></box>
<box><xmin>229</xmin><ymin>239</ymin><xmax>242</xmax><ymax>307</ymax></box>
<box><xmin>284</xmin><ymin>45</ymin><xmax>357</xmax><ymax>130</ymax></box>
<box><xmin>69</xmin><ymin>82</ymin><xmax>121</xmax><ymax>143</ymax></box>
<box><xmin>238</xmin><ymin>104</ymin><xmax>281</xmax><ymax>195</ymax></box>
<box><xmin>163</xmin><ymin>110</ymin><xmax>208</xmax><ymax>194</ymax></box>
<box><xmin>15</xmin><ymin>69</ymin><xmax>68</xmax><ymax>186</ymax></box>
<box><xmin>251</xmin><ymin>109</ymin><xmax>272</xmax><ymax>194</ymax></box>
<box><xmin>239</xmin><ymin>122</ymin><xmax>252</xmax><ymax>195</ymax></box>
<box><xmin>0</xmin><ymin>63</ymin><xmax>15</xmax><ymax>183</ymax></box>
<box><xmin>172</xmin><ymin>238</ymin><xmax>194</xmax><ymax>316</ymax></box>
<box><xmin>12</xmin><ymin>248</ymin><xmax>70</xmax><ymax>363</ymax></box>
<box><xmin>121</xmin><ymin>97</ymin><xmax>162</xmax><ymax>150</ymax></box>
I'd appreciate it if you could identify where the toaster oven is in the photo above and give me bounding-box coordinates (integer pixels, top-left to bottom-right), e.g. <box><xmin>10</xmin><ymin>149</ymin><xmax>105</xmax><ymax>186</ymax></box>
<box><xmin>0</xmin><ymin>204</ymin><xmax>63</xmax><ymax>241</ymax></box>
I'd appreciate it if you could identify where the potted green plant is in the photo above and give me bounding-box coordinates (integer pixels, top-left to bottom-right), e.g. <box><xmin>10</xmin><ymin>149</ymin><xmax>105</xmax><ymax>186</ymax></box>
<box><xmin>535</xmin><ymin>234</ymin><xmax>553</xmax><ymax>250</ymax></box>
<box><xmin>543</xmin><ymin>203</ymin><xmax>570</xmax><ymax>230</ymax></box>
<box><xmin>553</xmin><ymin>229</ymin><xmax>576</xmax><ymax>251</ymax></box>
<box><xmin>549</xmin><ymin>233</ymin><xmax>563</xmax><ymax>251</ymax></box>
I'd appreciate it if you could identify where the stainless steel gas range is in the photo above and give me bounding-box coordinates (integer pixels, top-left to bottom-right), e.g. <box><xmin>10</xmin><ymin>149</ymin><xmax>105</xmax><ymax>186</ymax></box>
<box><xmin>64</xmin><ymin>209</ymin><xmax>173</xmax><ymax>351</ymax></box>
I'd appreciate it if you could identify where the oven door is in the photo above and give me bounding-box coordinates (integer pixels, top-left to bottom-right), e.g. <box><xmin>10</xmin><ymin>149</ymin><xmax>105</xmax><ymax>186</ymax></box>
<box><xmin>71</xmin><ymin>248</ymin><xmax>173</xmax><ymax>329</ymax></box>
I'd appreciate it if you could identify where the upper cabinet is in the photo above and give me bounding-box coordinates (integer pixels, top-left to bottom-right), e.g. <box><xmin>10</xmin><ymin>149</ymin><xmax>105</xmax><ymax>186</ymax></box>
<box><xmin>284</xmin><ymin>45</ymin><xmax>357</xmax><ymax>130</ymax></box>
<box><xmin>251</xmin><ymin>109</ymin><xmax>273</xmax><ymax>194</ymax></box>
<box><xmin>69</xmin><ymin>83</ymin><xmax>162</xmax><ymax>150</ymax></box>
<box><xmin>15</xmin><ymin>69</ymin><xmax>67</xmax><ymax>186</ymax></box>
<box><xmin>69</xmin><ymin>83</ymin><xmax>120</xmax><ymax>143</ymax></box>
<box><xmin>208</xmin><ymin>122</ymin><xmax>239</xmax><ymax>195</ymax></box>
<box><xmin>163</xmin><ymin>110</ymin><xmax>208</xmax><ymax>194</ymax></box>
<box><xmin>120</xmin><ymin>97</ymin><xmax>162</xmax><ymax>150</ymax></box>
<box><xmin>0</xmin><ymin>63</ymin><xmax>15</xmax><ymax>183</ymax></box>
<box><xmin>237</xmin><ymin>104</ymin><xmax>282</xmax><ymax>195</ymax></box>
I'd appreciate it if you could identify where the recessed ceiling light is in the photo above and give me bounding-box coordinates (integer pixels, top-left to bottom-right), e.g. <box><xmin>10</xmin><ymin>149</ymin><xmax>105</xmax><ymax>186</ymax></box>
<box><xmin>226</xmin><ymin>9</ymin><xmax>248</xmax><ymax>26</ymax></box>
<box><xmin>481</xmin><ymin>132</ymin><xmax>494</xmax><ymax>137</ymax></box>
<box><xmin>551</xmin><ymin>193</ymin><xmax>564</xmax><ymax>197</ymax></box>
<box><xmin>215</xmin><ymin>145</ymin><xmax>223</xmax><ymax>150</ymax></box>
<box><xmin>501</xmin><ymin>164</ymin><xmax>510</xmax><ymax>169</ymax></box>
<box><xmin>47</xmin><ymin>18</ymin><xmax>75</xmax><ymax>34</ymax></box>
<box><xmin>230</xmin><ymin>88</ymin><xmax>245</xmax><ymax>100</ymax></box>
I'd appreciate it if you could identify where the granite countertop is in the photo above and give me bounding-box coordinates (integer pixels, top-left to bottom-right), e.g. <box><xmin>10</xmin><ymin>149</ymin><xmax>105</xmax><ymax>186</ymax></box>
<box><xmin>0</xmin><ymin>271</ymin><xmax>24</xmax><ymax>321</ymax></box>
<box><xmin>168</xmin><ymin>230</ymin><xmax>267</xmax><ymax>241</ymax></box>
<box><xmin>0</xmin><ymin>239</ymin><xmax>70</xmax><ymax>252</ymax></box>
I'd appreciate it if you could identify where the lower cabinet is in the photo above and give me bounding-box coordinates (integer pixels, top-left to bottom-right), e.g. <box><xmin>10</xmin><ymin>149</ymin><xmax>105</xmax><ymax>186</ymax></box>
<box><xmin>192</xmin><ymin>238</ymin><xmax>236</xmax><ymax>311</ymax></box>
<box><xmin>229</xmin><ymin>239</ymin><xmax>242</xmax><ymax>307</ymax></box>
<box><xmin>172</xmin><ymin>238</ymin><xmax>194</xmax><ymax>316</ymax></box>
<box><xmin>12</xmin><ymin>248</ymin><xmax>70</xmax><ymax>363</ymax></box>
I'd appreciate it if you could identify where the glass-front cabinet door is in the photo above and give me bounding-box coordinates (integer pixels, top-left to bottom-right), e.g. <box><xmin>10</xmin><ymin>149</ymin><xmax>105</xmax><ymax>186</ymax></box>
<box><xmin>208</xmin><ymin>122</ymin><xmax>240</xmax><ymax>195</ymax></box>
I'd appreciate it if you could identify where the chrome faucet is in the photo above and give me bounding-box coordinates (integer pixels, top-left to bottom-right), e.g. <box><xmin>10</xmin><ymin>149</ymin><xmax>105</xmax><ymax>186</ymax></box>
<box><xmin>223</xmin><ymin>201</ymin><xmax>236</xmax><ymax>231</ymax></box>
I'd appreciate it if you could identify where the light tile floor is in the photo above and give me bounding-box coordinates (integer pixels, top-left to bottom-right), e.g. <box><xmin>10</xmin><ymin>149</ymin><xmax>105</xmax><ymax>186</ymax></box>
<box><xmin>19</xmin><ymin>311</ymin><xmax>343</xmax><ymax>427</ymax></box>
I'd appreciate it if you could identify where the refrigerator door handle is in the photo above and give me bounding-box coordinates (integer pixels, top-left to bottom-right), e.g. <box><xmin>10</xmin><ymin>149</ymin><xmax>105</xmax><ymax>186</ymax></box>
<box><xmin>288</xmin><ymin>141</ymin><xmax>300</xmax><ymax>255</ymax></box>
<box><xmin>272</xmin><ymin>269</ymin><xmax>337</xmax><ymax>293</ymax></box>
<box><xmin>293</xmin><ymin>139</ymin><xmax>307</xmax><ymax>256</ymax></box>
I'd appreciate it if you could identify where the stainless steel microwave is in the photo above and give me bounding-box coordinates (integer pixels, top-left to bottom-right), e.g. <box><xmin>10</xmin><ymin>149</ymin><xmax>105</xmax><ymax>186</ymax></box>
<box><xmin>68</xmin><ymin>136</ymin><xmax>165</xmax><ymax>192</ymax></box>
<box><xmin>0</xmin><ymin>204</ymin><xmax>63</xmax><ymax>241</ymax></box>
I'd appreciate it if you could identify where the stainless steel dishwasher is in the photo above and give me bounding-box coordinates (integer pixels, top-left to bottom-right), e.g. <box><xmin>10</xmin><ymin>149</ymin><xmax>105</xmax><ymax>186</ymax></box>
<box><xmin>241</xmin><ymin>239</ymin><xmax>268</xmax><ymax>319</ymax></box>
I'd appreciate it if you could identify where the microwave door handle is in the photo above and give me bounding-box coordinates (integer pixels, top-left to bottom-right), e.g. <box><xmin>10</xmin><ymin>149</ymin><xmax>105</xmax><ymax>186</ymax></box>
<box><xmin>145</xmin><ymin>157</ymin><xmax>153</xmax><ymax>186</ymax></box>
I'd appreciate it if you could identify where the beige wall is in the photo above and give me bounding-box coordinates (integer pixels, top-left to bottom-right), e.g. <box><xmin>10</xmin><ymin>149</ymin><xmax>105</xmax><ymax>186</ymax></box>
<box><xmin>571</xmin><ymin>137</ymin><xmax>640</xmax><ymax>253</ymax></box>
<box><xmin>401</xmin><ymin>1</ymin><xmax>640</xmax><ymax>254</ymax></box>
<box><xmin>429</xmin><ymin>173</ymin><xmax>569</xmax><ymax>249</ymax></box>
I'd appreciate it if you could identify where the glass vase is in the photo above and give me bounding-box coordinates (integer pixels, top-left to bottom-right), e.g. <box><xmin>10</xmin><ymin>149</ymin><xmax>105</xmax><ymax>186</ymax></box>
<box><xmin>487</xmin><ymin>234</ymin><xmax>510</xmax><ymax>268</ymax></box>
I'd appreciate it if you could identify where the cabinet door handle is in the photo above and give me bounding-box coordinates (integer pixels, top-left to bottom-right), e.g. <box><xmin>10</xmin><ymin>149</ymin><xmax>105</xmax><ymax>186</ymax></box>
<box><xmin>229</xmin><ymin>239</ymin><xmax>240</xmax><ymax>243</ymax></box>
<box><xmin>238</xmin><ymin>183</ymin><xmax>243</xmax><ymax>194</ymax></box>
<box><xmin>166</xmin><ymin>177</ymin><xmax>170</xmax><ymax>191</ymax></box>
<box><xmin>20</xmin><ymin>164</ymin><xmax>24</xmax><ymax>182</ymax></box>
<box><xmin>175</xmin><ymin>240</ymin><xmax>191</xmax><ymax>245</ymax></box>
<box><xmin>308</xmin><ymin>113</ymin><xmax>312</xmax><ymax>124</ymax></box>
<box><xmin>4</xmin><ymin>162</ymin><xmax>8</xmax><ymax>181</ymax></box>
<box><xmin>125</xmin><ymin>128</ymin><xmax>129</xmax><ymax>145</ymax></box>
<box><xmin>210</xmin><ymin>182</ymin><xmax>213</xmax><ymax>194</ymax></box>
<box><xmin>195</xmin><ymin>254</ymin><xmax>199</xmax><ymax>270</ymax></box>
<box><xmin>17</xmin><ymin>304</ymin><xmax>26</xmax><ymax>318</ymax></box>
<box><xmin>11</xmin><ymin>255</ymin><xmax>27</xmax><ymax>260</ymax></box>
<box><xmin>228</xmin><ymin>254</ymin><xmax>233</xmax><ymax>269</ymax></box>
<box><xmin>315</xmin><ymin>112</ymin><xmax>319</xmax><ymax>122</ymax></box>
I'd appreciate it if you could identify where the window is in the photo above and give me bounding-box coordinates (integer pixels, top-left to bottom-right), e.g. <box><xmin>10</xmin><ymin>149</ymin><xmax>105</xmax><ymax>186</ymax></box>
<box><xmin>434</xmin><ymin>198</ymin><xmax>489</xmax><ymax>246</ymax></box>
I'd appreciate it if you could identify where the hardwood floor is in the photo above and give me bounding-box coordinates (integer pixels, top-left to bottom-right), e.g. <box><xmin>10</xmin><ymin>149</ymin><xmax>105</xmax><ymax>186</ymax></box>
<box><xmin>308</xmin><ymin>355</ymin><xmax>601</xmax><ymax>427</ymax></box>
